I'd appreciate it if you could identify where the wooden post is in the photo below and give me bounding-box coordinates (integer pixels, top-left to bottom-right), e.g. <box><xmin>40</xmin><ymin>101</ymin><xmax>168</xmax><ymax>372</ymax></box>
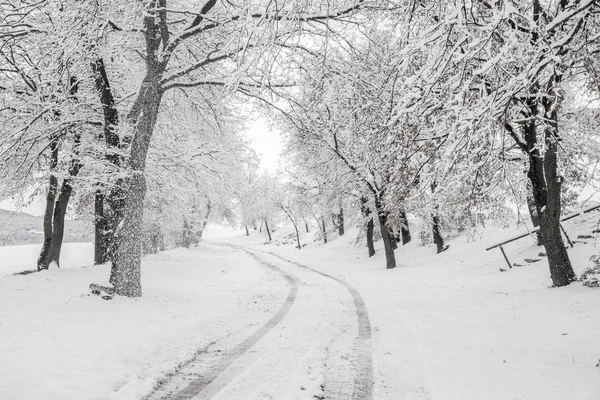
<box><xmin>499</xmin><ymin>245</ymin><xmax>512</xmax><ymax>269</ymax></box>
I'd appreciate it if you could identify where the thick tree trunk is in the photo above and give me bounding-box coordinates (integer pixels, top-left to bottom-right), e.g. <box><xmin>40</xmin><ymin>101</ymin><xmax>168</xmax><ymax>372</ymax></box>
<box><xmin>110</xmin><ymin>174</ymin><xmax>146</xmax><ymax>297</ymax></box>
<box><xmin>37</xmin><ymin>136</ymin><xmax>59</xmax><ymax>271</ymax></box>
<box><xmin>378</xmin><ymin>213</ymin><xmax>397</xmax><ymax>269</ymax></box>
<box><xmin>524</xmin><ymin>102</ymin><xmax>575</xmax><ymax>287</ymax></box>
<box><xmin>264</xmin><ymin>220</ymin><xmax>272</xmax><ymax>242</ymax></box>
<box><xmin>321</xmin><ymin>217</ymin><xmax>328</xmax><ymax>244</ymax></box>
<box><xmin>48</xmin><ymin>181</ymin><xmax>73</xmax><ymax>267</ymax></box>
<box><xmin>108</xmin><ymin>72</ymin><xmax>162</xmax><ymax>297</ymax></box>
<box><xmin>338</xmin><ymin>206</ymin><xmax>344</xmax><ymax>236</ymax></box>
<box><xmin>375</xmin><ymin>198</ymin><xmax>396</xmax><ymax>269</ymax></box>
<box><xmin>399</xmin><ymin>210</ymin><xmax>411</xmax><ymax>244</ymax></box>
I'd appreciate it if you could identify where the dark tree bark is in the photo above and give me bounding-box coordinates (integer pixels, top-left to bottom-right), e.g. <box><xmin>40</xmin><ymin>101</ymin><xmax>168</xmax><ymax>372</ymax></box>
<box><xmin>94</xmin><ymin>191</ymin><xmax>109</xmax><ymax>264</ymax></box>
<box><xmin>366</xmin><ymin>217</ymin><xmax>375</xmax><ymax>257</ymax></box>
<box><xmin>38</xmin><ymin>175</ymin><xmax>58</xmax><ymax>270</ymax></box>
<box><xmin>49</xmin><ymin>80</ymin><xmax>81</xmax><ymax>267</ymax></box>
<box><xmin>526</xmin><ymin>182</ymin><xmax>543</xmax><ymax>246</ymax></box>
<box><xmin>375</xmin><ymin>198</ymin><xmax>396</xmax><ymax>269</ymax></box>
<box><xmin>264</xmin><ymin>220</ymin><xmax>272</xmax><ymax>242</ymax></box>
<box><xmin>92</xmin><ymin>58</ymin><xmax>122</xmax><ymax>266</ymax></box>
<box><xmin>245</xmin><ymin>226</ymin><xmax>249</xmax><ymax>236</ymax></box>
<box><xmin>304</xmin><ymin>218</ymin><xmax>309</xmax><ymax>233</ymax></box>
<box><xmin>48</xmin><ymin>180</ymin><xmax>72</xmax><ymax>267</ymax></box>
<box><xmin>522</xmin><ymin>98</ymin><xmax>575</xmax><ymax>286</ymax></box>
<box><xmin>337</xmin><ymin>205</ymin><xmax>344</xmax><ymax>236</ymax></box>
<box><xmin>37</xmin><ymin>137</ymin><xmax>59</xmax><ymax>271</ymax></box>
<box><xmin>321</xmin><ymin>217</ymin><xmax>328</xmax><ymax>244</ymax></box>
<box><xmin>432</xmin><ymin>215</ymin><xmax>446</xmax><ymax>254</ymax></box>
<box><xmin>399</xmin><ymin>210</ymin><xmax>411</xmax><ymax>244</ymax></box>
<box><xmin>431</xmin><ymin>182</ymin><xmax>448</xmax><ymax>254</ymax></box>
<box><xmin>501</xmin><ymin>0</ymin><xmax>575</xmax><ymax>286</ymax></box>
<box><xmin>361</xmin><ymin>197</ymin><xmax>375</xmax><ymax>257</ymax></box>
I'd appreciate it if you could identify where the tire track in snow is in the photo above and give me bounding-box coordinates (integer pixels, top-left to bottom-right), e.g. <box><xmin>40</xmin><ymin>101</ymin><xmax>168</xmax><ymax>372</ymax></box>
<box><xmin>262</xmin><ymin>250</ymin><xmax>374</xmax><ymax>400</ymax></box>
<box><xmin>161</xmin><ymin>244</ymin><xmax>299</xmax><ymax>400</ymax></box>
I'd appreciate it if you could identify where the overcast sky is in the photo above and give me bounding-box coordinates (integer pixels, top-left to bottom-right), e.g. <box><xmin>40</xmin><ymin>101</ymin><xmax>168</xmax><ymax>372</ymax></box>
<box><xmin>246</xmin><ymin>116</ymin><xmax>283</xmax><ymax>173</ymax></box>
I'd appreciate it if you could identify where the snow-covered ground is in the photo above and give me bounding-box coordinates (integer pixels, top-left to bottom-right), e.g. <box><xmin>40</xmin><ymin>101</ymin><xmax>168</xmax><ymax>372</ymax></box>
<box><xmin>0</xmin><ymin>243</ymin><xmax>288</xmax><ymax>400</ymax></box>
<box><xmin>1</xmin><ymin>215</ymin><xmax>599</xmax><ymax>400</ymax></box>
<box><xmin>0</xmin><ymin>242</ymin><xmax>94</xmax><ymax>277</ymax></box>
<box><xmin>204</xmin><ymin>217</ymin><xmax>600</xmax><ymax>400</ymax></box>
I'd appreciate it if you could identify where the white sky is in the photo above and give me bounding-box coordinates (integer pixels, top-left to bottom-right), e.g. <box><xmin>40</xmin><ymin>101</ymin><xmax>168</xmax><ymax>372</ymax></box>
<box><xmin>246</xmin><ymin>116</ymin><xmax>283</xmax><ymax>173</ymax></box>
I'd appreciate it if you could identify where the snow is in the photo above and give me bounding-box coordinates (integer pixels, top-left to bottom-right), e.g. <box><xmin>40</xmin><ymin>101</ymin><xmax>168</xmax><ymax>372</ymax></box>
<box><xmin>0</xmin><ymin>242</ymin><xmax>94</xmax><ymax>276</ymax></box>
<box><xmin>0</xmin><ymin>243</ymin><xmax>288</xmax><ymax>400</ymax></box>
<box><xmin>1</xmin><ymin>217</ymin><xmax>599</xmax><ymax>399</ymax></box>
<box><xmin>204</xmin><ymin>219</ymin><xmax>600</xmax><ymax>400</ymax></box>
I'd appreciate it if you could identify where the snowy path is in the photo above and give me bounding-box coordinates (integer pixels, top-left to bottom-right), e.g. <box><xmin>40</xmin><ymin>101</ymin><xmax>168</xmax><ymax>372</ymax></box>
<box><xmin>149</xmin><ymin>243</ymin><xmax>373</xmax><ymax>400</ymax></box>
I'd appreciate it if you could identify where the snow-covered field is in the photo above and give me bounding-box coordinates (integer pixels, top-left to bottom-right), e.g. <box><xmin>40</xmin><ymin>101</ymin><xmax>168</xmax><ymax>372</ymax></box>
<box><xmin>1</xmin><ymin>215</ymin><xmax>599</xmax><ymax>400</ymax></box>
<box><xmin>0</xmin><ymin>242</ymin><xmax>94</xmax><ymax>277</ymax></box>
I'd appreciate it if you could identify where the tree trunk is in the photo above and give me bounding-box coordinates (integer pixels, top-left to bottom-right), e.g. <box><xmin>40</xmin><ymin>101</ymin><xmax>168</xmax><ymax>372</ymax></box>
<box><xmin>49</xmin><ymin>92</ymin><xmax>81</xmax><ymax>268</ymax></box>
<box><xmin>109</xmin><ymin>174</ymin><xmax>146</xmax><ymax>297</ymax></box>
<box><xmin>92</xmin><ymin>58</ymin><xmax>122</xmax><ymax>265</ymax></box>
<box><xmin>399</xmin><ymin>210</ymin><xmax>411</xmax><ymax>244</ymax></box>
<box><xmin>366</xmin><ymin>217</ymin><xmax>375</xmax><ymax>257</ymax></box>
<box><xmin>375</xmin><ymin>198</ymin><xmax>396</xmax><ymax>269</ymax></box>
<box><xmin>304</xmin><ymin>218</ymin><xmax>309</xmax><ymax>233</ymax></box>
<box><xmin>523</xmin><ymin>100</ymin><xmax>575</xmax><ymax>287</ymax></box>
<box><xmin>321</xmin><ymin>217</ymin><xmax>328</xmax><ymax>244</ymax></box>
<box><xmin>108</xmin><ymin>73</ymin><xmax>162</xmax><ymax>297</ymax></box>
<box><xmin>37</xmin><ymin>137</ymin><xmax>59</xmax><ymax>271</ymax></box>
<box><xmin>94</xmin><ymin>192</ymin><xmax>109</xmax><ymax>264</ymax></box>
<box><xmin>48</xmin><ymin>180</ymin><xmax>73</xmax><ymax>267</ymax></box>
<box><xmin>526</xmin><ymin>181</ymin><xmax>543</xmax><ymax>246</ymax></box>
<box><xmin>361</xmin><ymin>197</ymin><xmax>375</xmax><ymax>257</ymax></box>
<box><xmin>432</xmin><ymin>215</ymin><xmax>446</xmax><ymax>254</ymax></box>
<box><xmin>38</xmin><ymin>174</ymin><xmax>58</xmax><ymax>270</ymax></box>
<box><xmin>245</xmin><ymin>226</ymin><xmax>249</xmax><ymax>236</ymax></box>
<box><xmin>338</xmin><ymin>205</ymin><xmax>344</xmax><ymax>236</ymax></box>
<box><xmin>264</xmin><ymin>220</ymin><xmax>272</xmax><ymax>242</ymax></box>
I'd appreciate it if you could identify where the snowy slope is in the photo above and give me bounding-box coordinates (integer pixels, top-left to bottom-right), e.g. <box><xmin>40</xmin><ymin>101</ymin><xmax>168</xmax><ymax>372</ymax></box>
<box><xmin>0</xmin><ymin>208</ymin><xmax>92</xmax><ymax>246</ymax></box>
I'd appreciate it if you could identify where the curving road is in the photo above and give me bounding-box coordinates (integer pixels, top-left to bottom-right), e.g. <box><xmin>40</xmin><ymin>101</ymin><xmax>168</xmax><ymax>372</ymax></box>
<box><xmin>147</xmin><ymin>243</ymin><xmax>373</xmax><ymax>400</ymax></box>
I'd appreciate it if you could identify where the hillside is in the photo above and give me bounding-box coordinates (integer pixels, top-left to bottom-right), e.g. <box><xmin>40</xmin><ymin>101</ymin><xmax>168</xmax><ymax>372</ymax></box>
<box><xmin>0</xmin><ymin>209</ymin><xmax>93</xmax><ymax>246</ymax></box>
